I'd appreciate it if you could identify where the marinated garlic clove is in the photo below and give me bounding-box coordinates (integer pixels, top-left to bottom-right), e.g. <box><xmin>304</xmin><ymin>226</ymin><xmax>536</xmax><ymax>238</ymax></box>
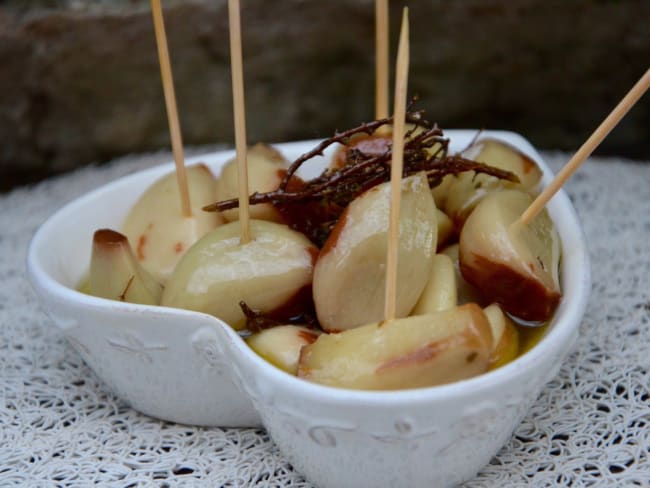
<box><xmin>122</xmin><ymin>164</ymin><xmax>224</xmax><ymax>283</ymax></box>
<box><xmin>483</xmin><ymin>303</ymin><xmax>520</xmax><ymax>370</ymax></box>
<box><xmin>161</xmin><ymin>220</ymin><xmax>318</xmax><ymax>330</ymax></box>
<box><xmin>246</xmin><ymin>325</ymin><xmax>320</xmax><ymax>375</ymax></box>
<box><xmin>330</xmin><ymin>124</ymin><xmax>444</xmax><ymax>170</ymax></box>
<box><xmin>330</xmin><ymin>132</ymin><xmax>392</xmax><ymax>170</ymax></box>
<box><xmin>439</xmin><ymin>244</ymin><xmax>484</xmax><ymax>306</ymax></box>
<box><xmin>443</xmin><ymin>171</ymin><xmax>497</xmax><ymax>230</ymax></box>
<box><xmin>215</xmin><ymin>143</ymin><xmax>287</xmax><ymax>222</ymax></box>
<box><xmin>431</xmin><ymin>174</ymin><xmax>454</xmax><ymax>209</ymax></box>
<box><xmin>459</xmin><ymin>189</ymin><xmax>561</xmax><ymax>322</ymax></box>
<box><xmin>411</xmin><ymin>254</ymin><xmax>457</xmax><ymax>315</ymax></box>
<box><xmin>297</xmin><ymin>304</ymin><xmax>493</xmax><ymax>390</ymax></box>
<box><xmin>464</xmin><ymin>138</ymin><xmax>543</xmax><ymax>191</ymax></box>
<box><xmin>313</xmin><ymin>173</ymin><xmax>437</xmax><ymax>332</ymax></box>
<box><xmin>89</xmin><ymin>229</ymin><xmax>163</xmax><ymax>305</ymax></box>
<box><xmin>435</xmin><ymin>208</ymin><xmax>454</xmax><ymax>249</ymax></box>
<box><xmin>444</xmin><ymin>138</ymin><xmax>544</xmax><ymax>229</ymax></box>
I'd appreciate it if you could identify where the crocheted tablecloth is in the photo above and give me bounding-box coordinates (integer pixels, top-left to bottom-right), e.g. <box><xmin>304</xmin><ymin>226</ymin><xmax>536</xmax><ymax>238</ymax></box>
<box><xmin>1</xmin><ymin>148</ymin><xmax>649</xmax><ymax>487</ymax></box>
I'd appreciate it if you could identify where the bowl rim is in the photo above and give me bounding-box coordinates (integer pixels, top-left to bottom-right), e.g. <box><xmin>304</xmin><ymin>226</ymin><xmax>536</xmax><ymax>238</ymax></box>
<box><xmin>27</xmin><ymin>131</ymin><xmax>591</xmax><ymax>407</ymax></box>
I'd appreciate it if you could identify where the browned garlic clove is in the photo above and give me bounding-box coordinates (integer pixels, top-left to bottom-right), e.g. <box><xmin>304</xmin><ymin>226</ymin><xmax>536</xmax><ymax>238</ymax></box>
<box><xmin>483</xmin><ymin>303</ymin><xmax>520</xmax><ymax>370</ymax></box>
<box><xmin>411</xmin><ymin>254</ymin><xmax>457</xmax><ymax>315</ymax></box>
<box><xmin>463</xmin><ymin>138</ymin><xmax>543</xmax><ymax>189</ymax></box>
<box><xmin>330</xmin><ymin>132</ymin><xmax>392</xmax><ymax>170</ymax></box>
<box><xmin>246</xmin><ymin>325</ymin><xmax>320</xmax><ymax>375</ymax></box>
<box><xmin>435</xmin><ymin>208</ymin><xmax>454</xmax><ymax>250</ymax></box>
<box><xmin>444</xmin><ymin>138</ymin><xmax>544</xmax><ymax>230</ymax></box>
<box><xmin>161</xmin><ymin>220</ymin><xmax>318</xmax><ymax>330</ymax></box>
<box><xmin>215</xmin><ymin>143</ymin><xmax>288</xmax><ymax>223</ymax></box>
<box><xmin>297</xmin><ymin>304</ymin><xmax>493</xmax><ymax>390</ymax></box>
<box><xmin>89</xmin><ymin>229</ymin><xmax>163</xmax><ymax>305</ymax></box>
<box><xmin>313</xmin><ymin>173</ymin><xmax>436</xmax><ymax>332</ymax></box>
<box><xmin>459</xmin><ymin>189</ymin><xmax>561</xmax><ymax>322</ymax></box>
<box><xmin>431</xmin><ymin>174</ymin><xmax>454</xmax><ymax>209</ymax></box>
<box><xmin>439</xmin><ymin>244</ymin><xmax>485</xmax><ymax>306</ymax></box>
<box><xmin>122</xmin><ymin>164</ymin><xmax>224</xmax><ymax>283</ymax></box>
<box><xmin>330</xmin><ymin>124</ymin><xmax>444</xmax><ymax>170</ymax></box>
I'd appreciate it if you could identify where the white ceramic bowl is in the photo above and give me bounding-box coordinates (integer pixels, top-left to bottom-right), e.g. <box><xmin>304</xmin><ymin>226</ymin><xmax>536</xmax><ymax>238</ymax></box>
<box><xmin>27</xmin><ymin>131</ymin><xmax>590</xmax><ymax>487</ymax></box>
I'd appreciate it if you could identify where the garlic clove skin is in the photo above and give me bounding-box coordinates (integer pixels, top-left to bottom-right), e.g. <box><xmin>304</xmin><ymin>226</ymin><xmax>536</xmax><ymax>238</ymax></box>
<box><xmin>313</xmin><ymin>173</ymin><xmax>436</xmax><ymax>332</ymax></box>
<box><xmin>215</xmin><ymin>143</ymin><xmax>287</xmax><ymax>223</ymax></box>
<box><xmin>161</xmin><ymin>220</ymin><xmax>318</xmax><ymax>330</ymax></box>
<box><xmin>89</xmin><ymin>229</ymin><xmax>163</xmax><ymax>305</ymax></box>
<box><xmin>298</xmin><ymin>304</ymin><xmax>493</xmax><ymax>390</ymax></box>
<box><xmin>459</xmin><ymin>189</ymin><xmax>561</xmax><ymax>322</ymax></box>
<box><xmin>122</xmin><ymin>164</ymin><xmax>224</xmax><ymax>284</ymax></box>
<box><xmin>246</xmin><ymin>325</ymin><xmax>320</xmax><ymax>375</ymax></box>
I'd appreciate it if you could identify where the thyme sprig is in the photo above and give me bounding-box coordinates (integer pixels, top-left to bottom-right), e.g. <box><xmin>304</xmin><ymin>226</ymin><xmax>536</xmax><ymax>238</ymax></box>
<box><xmin>203</xmin><ymin>107</ymin><xmax>518</xmax><ymax>246</ymax></box>
<box><xmin>239</xmin><ymin>301</ymin><xmax>319</xmax><ymax>333</ymax></box>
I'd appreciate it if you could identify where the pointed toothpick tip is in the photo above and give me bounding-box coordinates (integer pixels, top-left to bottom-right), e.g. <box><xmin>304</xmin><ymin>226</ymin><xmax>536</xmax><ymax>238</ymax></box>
<box><xmin>375</xmin><ymin>0</ymin><xmax>390</xmax><ymax>126</ymax></box>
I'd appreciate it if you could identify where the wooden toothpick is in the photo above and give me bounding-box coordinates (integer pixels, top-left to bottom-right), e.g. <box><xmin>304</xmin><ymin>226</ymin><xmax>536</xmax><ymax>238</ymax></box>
<box><xmin>228</xmin><ymin>0</ymin><xmax>251</xmax><ymax>244</ymax></box>
<box><xmin>150</xmin><ymin>0</ymin><xmax>192</xmax><ymax>218</ymax></box>
<box><xmin>519</xmin><ymin>67</ymin><xmax>650</xmax><ymax>226</ymax></box>
<box><xmin>375</xmin><ymin>0</ymin><xmax>389</xmax><ymax>123</ymax></box>
<box><xmin>384</xmin><ymin>7</ymin><xmax>409</xmax><ymax>323</ymax></box>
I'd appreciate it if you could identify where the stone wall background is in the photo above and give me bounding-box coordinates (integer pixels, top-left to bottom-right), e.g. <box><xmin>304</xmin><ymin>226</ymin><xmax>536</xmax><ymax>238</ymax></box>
<box><xmin>1</xmin><ymin>0</ymin><xmax>649</xmax><ymax>190</ymax></box>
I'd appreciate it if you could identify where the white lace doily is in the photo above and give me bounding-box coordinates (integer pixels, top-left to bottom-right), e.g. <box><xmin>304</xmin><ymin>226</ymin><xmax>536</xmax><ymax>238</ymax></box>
<box><xmin>1</xmin><ymin>147</ymin><xmax>649</xmax><ymax>487</ymax></box>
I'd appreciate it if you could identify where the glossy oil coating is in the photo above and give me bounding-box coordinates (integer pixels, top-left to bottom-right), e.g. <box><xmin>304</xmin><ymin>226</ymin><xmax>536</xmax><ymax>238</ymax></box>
<box><xmin>162</xmin><ymin>220</ymin><xmax>317</xmax><ymax>329</ymax></box>
<box><xmin>122</xmin><ymin>164</ymin><xmax>224</xmax><ymax>283</ymax></box>
<box><xmin>313</xmin><ymin>173</ymin><xmax>436</xmax><ymax>331</ymax></box>
<box><xmin>298</xmin><ymin>303</ymin><xmax>493</xmax><ymax>390</ymax></box>
<box><xmin>460</xmin><ymin>190</ymin><xmax>561</xmax><ymax>321</ymax></box>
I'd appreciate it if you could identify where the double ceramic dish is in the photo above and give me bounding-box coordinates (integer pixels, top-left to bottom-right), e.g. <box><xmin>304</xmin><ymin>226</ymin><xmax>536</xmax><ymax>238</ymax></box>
<box><xmin>27</xmin><ymin>131</ymin><xmax>590</xmax><ymax>488</ymax></box>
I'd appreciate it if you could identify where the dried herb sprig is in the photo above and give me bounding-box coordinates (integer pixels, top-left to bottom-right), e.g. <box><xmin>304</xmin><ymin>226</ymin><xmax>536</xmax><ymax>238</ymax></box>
<box><xmin>239</xmin><ymin>301</ymin><xmax>319</xmax><ymax>333</ymax></box>
<box><xmin>278</xmin><ymin>103</ymin><xmax>431</xmax><ymax>191</ymax></box>
<box><xmin>205</xmin><ymin>153</ymin><xmax>516</xmax><ymax>213</ymax></box>
<box><xmin>203</xmin><ymin>108</ymin><xmax>518</xmax><ymax>246</ymax></box>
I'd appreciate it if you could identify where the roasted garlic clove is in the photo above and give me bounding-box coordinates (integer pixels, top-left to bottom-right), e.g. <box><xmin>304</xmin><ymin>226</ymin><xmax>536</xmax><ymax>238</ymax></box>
<box><xmin>464</xmin><ymin>138</ymin><xmax>543</xmax><ymax>190</ymax></box>
<box><xmin>246</xmin><ymin>325</ymin><xmax>320</xmax><ymax>375</ymax></box>
<box><xmin>439</xmin><ymin>244</ymin><xmax>485</xmax><ymax>306</ymax></box>
<box><xmin>298</xmin><ymin>304</ymin><xmax>493</xmax><ymax>390</ymax></box>
<box><xmin>161</xmin><ymin>220</ymin><xmax>318</xmax><ymax>330</ymax></box>
<box><xmin>444</xmin><ymin>138</ymin><xmax>543</xmax><ymax>229</ymax></box>
<box><xmin>330</xmin><ymin>124</ymin><xmax>444</xmax><ymax>170</ymax></box>
<box><xmin>89</xmin><ymin>229</ymin><xmax>163</xmax><ymax>305</ymax></box>
<box><xmin>330</xmin><ymin>132</ymin><xmax>392</xmax><ymax>170</ymax></box>
<box><xmin>215</xmin><ymin>143</ymin><xmax>287</xmax><ymax>222</ymax></box>
<box><xmin>431</xmin><ymin>174</ymin><xmax>454</xmax><ymax>209</ymax></box>
<box><xmin>411</xmin><ymin>254</ymin><xmax>457</xmax><ymax>315</ymax></box>
<box><xmin>435</xmin><ymin>208</ymin><xmax>454</xmax><ymax>249</ymax></box>
<box><xmin>483</xmin><ymin>303</ymin><xmax>520</xmax><ymax>370</ymax></box>
<box><xmin>122</xmin><ymin>164</ymin><xmax>224</xmax><ymax>283</ymax></box>
<box><xmin>313</xmin><ymin>173</ymin><xmax>436</xmax><ymax>332</ymax></box>
<box><xmin>443</xmin><ymin>171</ymin><xmax>497</xmax><ymax>230</ymax></box>
<box><xmin>459</xmin><ymin>189</ymin><xmax>561</xmax><ymax>322</ymax></box>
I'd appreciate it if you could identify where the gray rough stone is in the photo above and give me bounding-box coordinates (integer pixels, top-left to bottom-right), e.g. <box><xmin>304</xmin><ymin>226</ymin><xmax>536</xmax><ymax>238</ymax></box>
<box><xmin>0</xmin><ymin>0</ymin><xmax>649</xmax><ymax>189</ymax></box>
